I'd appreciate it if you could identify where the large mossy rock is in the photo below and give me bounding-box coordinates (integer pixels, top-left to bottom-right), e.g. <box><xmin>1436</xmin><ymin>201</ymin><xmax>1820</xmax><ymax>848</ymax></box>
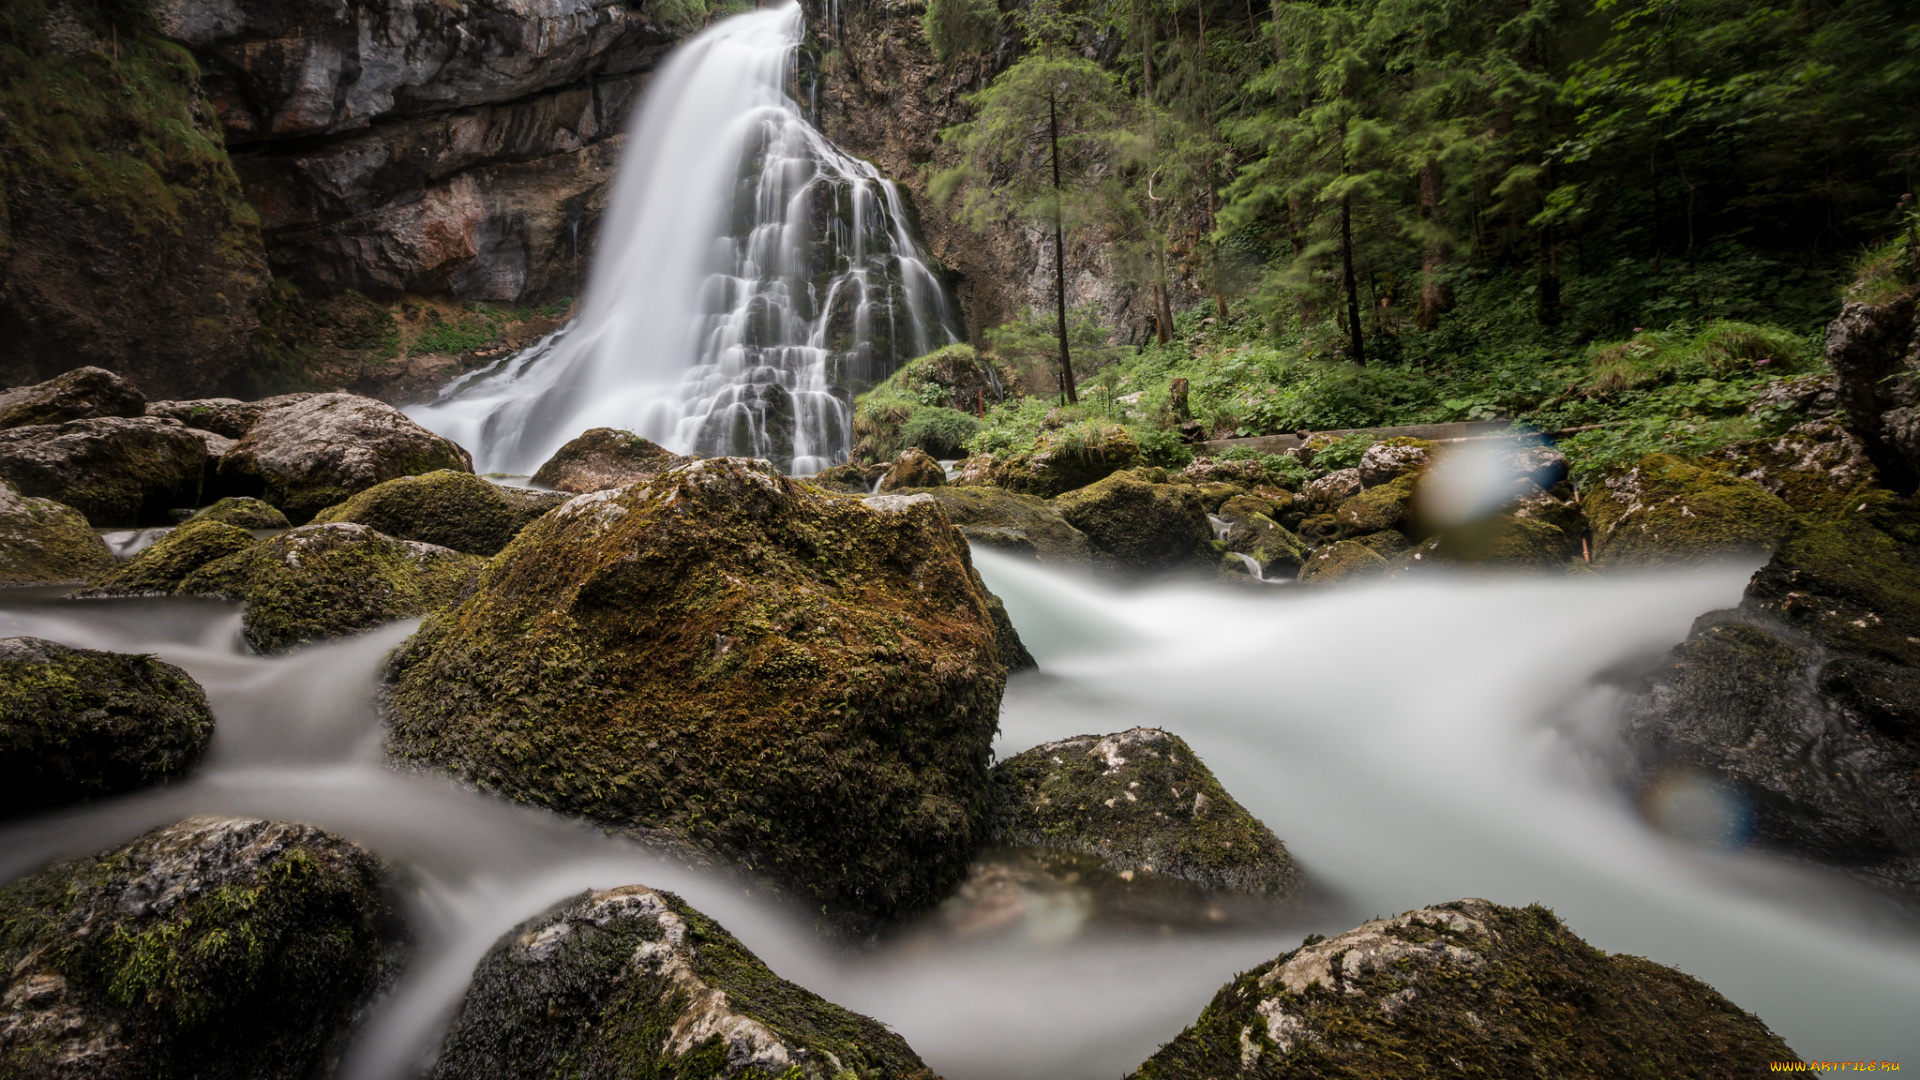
<box><xmin>81</xmin><ymin>517</ymin><xmax>259</xmax><ymax>597</ymax></box>
<box><xmin>1053</xmin><ymin>470</ymin><xmax>1215</xmax><ymax>574</ymax></box>
<box><xmin>530</xmin><ymin>427</ymin><xmax>691</xmax><ymax>494</ymax></box>
<box><xmin>431</xmin><ymin>885</ymin><xmax>934</xmax><ymax>1080</ymax></box>
<box><xmin>145</xmin><ymin>394</ymin><xmax>315</xmax><ymax>440</ymax></box>
<box><xmin>1586</xmin><ymin>454</ymin><xmax>1794</xmax><ymax>567</ymax></box>
<box><xmin>183</xmin><ymin>522</ymin><xmax>485</xmax><ymax>653</ymax></box>
<box><xmin>312</xmin><ymin>470</ymin><xmax>566</xmax><ymax>556</ymax></box>
<box><xmin>217</xmin><ymin>393</ymin><xmax>473</xmax><ymax>524</ymax></box>
<box><xmin>1297</xmin><ymin>539</ymin><xmax>1388</xmax><ymax>584</ymax></box>
<box><xmin>191</xmin><ymin>495</ymin><xmax>290</xmax><ymax>530</ymax></box>
<box><xmin>384</xmin><ymin>458</ymin><xmax>1007</xmax><ymax>934</ymax></box>
<box><xmin>954</xmin><ymin>424</ymin><xmax>1141</xmax><ymax>498</ymax></box>
<box><xmin>0</xmin><ymin>367</ymin><xmax>146</xmax><ymax>430</ymax></box>
<box><xmin>1334</xmin><ymin>472</ymin><xmax>1418</xmax><ymax>537</ymax></box>
<box><xmin>1623</xmin><ymin>492</ymin><xmax>1920</xmax><ymax>892</ymax></box>
<box><xmin>876</xmin><ymin>447</ymin><xmax>946</xmax><ymax>492</ymax></box>
<box><xmin>0</xmin><ymin>638</ymin><xmax>213</xmax><ymax>818</ymax></box>
<box><xmin>1717</xmin><ymin>417</ymin><xmax>1879</xmax><ymax>514</ymax></box>
<box><xmin>0</xmin><ymin>416</ymin><xmax>208</xmax><ymax>526</ymax></box>
<box><xmin>989</xmin><ymin>727</ymin><xmax>1299</xmax><ymax>897</ymax></box>
<box><xmin>0</xmin><ymin>479</ymin><xmax>114</xmax><ymax>586</ymax></box>
<box><xmin>0</xmin><ymin>817</ymin><xmax>403</xmax><ymax>1079</ymax></box>
<box><xmin>1129</xmin><ymin>899</ymin><xmax>1794</xmax><ymax>1078</ymax></box>
<box><xmin>906</xmin><ymin>484</ymin><xmax>1093</xmax><ymax>567</ymax></box>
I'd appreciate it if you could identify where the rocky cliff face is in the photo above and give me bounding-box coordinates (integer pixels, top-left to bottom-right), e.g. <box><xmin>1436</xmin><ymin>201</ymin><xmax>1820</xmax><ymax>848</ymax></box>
<box><xmin>160</xmin><ymin>0</ymin><xmax>693</xmax><ymax>303</ymax></box>
<box><xmin>803</xmin><ymin>0</ymin><xmax>1195</xmax><ymax>347</ymax></box>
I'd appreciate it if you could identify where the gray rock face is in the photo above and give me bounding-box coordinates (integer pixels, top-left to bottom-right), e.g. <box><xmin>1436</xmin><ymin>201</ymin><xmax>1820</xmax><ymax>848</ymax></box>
<box><xmin>0</xmin><ymin>367</ymin><xmax>147</xmax><ymax>430</ymax></box>
<box><xmin>146</xmin><ymin>394</ymin><xmax>315</xmax><ymax>439</ymax></box>
<box><xmin>0</xmin><ymin>638</ymin><xmax>215</xmax><ymax>818</ymax></box>
<box><xmin>430</xmin><ymin>885</ymin><xmax>933</xmax><ymax>1080</ymax></box>
<box><xmin>0</xmin><ymin>479</ymin><xmax>115</xmax><ymax>586</ymax></box>
<box><xmin>0</xmin><ymin>417</ymin><xmax>210</xmax><ymax>526</ymax></box>
<box><xmin>1823</xmin><ymin>293</ymin><xmax>1920</xmax><ymax>489</ymax></box>
<box><xmin>530</xmin><ymin>426</ymin><xmax>690</xmax><ymax>493</ymax></box>
<box><xmin>876</xmin><ymin>447</ymin><xmax>946</xmax><ymax>492</ymax></box>
<box><xmin>0</xmin><ymin>817</ymin><xmax>403</xmax><ymax>1080</ymax></box>
<box><xmin>908</xmin><ymin>485</ymin><xmax>1093</xmax><ymax>567</ymax></box>
<box><xmin>217</xmin><ymin>392</ymin><xmax>473</xmax><ymax>523</ymax></box>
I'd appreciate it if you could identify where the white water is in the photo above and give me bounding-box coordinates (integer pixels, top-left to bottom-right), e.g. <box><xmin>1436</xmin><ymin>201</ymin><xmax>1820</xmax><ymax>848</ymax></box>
<box><xmin>407</xmin><ymin>4</ymin><xmax>954</xmax><ymax>476</ymax></box>
<box><xmin>4</xmin><ymin>560</ymin><xmax>1919</xmax><ymax>1077</ymax></box>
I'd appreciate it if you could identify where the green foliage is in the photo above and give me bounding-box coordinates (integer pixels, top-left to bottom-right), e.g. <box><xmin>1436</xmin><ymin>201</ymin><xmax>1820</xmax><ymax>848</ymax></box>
<box><xmin>897</xmin><ymin>407</ymin><xmax>982</xmax><ymax>458</ymax></box>
<box><xmin>922</xmin><ymin>0</ymin><xmax>1000</xmax><ymax>59</ymax></box>
<box><xmin>1311</xmin><ymin>432</ymin><xmax>1375</xmax><ymax>472</ymax></box>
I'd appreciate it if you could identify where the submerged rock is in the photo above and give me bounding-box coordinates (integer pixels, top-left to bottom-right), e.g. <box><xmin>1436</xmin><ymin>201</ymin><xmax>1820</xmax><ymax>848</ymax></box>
<box><xmin>530</xmin><ymin>427</ymin><xmax>691</xmax><ymax>494</ymax></box>
<box><xmin>385</xmin><ymin>457</ymin><xmax>1007</xmax><ymax>933</ymax></box>
<box><xmin>0</xmin><ymin>817</ymin><xmax>403</xmax><ymax>1079</ymax></box>
<box><xmin>217</xmin><ymin>393</ymin><xmax>473</xmax><ymax>523</ymax></box>
<box><xmin>989</xmin><ymin>728</ymin><xmax>1299</xmax><ymax>897</ymax></box>
<box><xmin>184</xmin><ymin>522</ymin><xmax>484</xmax><ymax>653</ymax></box>
<box><xmin>430</xmin><ymin>886</ymin><xmax>932</xmax><ymax>1080</ymax></box>
<box><xmin>1053</xmin><ymin>470</ymin><xmax>1216</xmax><ymax>574</ymax></box>
<box><xmin>312</xmin><ymin>470</ymin><xmax>566</xmax><ymax>555</ymax></box>
<box><xmin>0</xmin><ymin>367</ymin><xmax>146</xmax><ymax>430</ymax></box>
<box><xmin>192</xmin><ymin>495</ymin><xmax>292</xmax><ymax>530</ymax></box>
<box><xmin>0</xmin><ymin>480</ymin><xmax>114</xmax><ymax>586</ymax></box>
<box><xmin>0</xmin><ymin>416</ymin><xmax>209</xmax><ymax>526</ymax></box>
<box><xmin>907</xmin><ymin>484</ymin><xmax>1093</xmax><ymax>567</ymax></box>
<box><xmin>1585</xmin><ymin>453</ymin><xmax>1794</xmax><ymax>567</ymax></box>
<box><xmin>81</xmin><ymin>517</ymin><xmax>261</xmax><ymax>597</ymax></box>
<box><xmin>1129</xmin><ymin>899</ymin><xmax>1794</xmax><ymax>1078</ymax></box>
<box><xmin>877</xmin><ymin>446</ymin><xmax>947</xmax><ymax>491</ymax></box>
<box><xmin>0</xmin><ymin>638</ymin><xmax>213</xmax><ymax>817</ymax></box>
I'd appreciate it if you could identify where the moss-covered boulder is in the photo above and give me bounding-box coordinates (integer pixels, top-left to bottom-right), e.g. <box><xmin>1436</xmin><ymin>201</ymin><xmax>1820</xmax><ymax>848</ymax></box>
<box><xmin>1301</xmin><ymin>467</ymin><xmax>1363</xmax><ymax>509</ymax></box>
<box><xmin>904</xmin><ymin>484</ymin><xmax>1093</xmax><ymax>567</ymax></box>
<box><xmin>146</xmin><ymin>395</ymin><xmax>315</xmax><ymax>440</ymax></box>
<box><xmin>217</xmin><ymin>393</ymin><xmax>473</xmax><ymax>524</ymax></box>
<box><xmin>807</xmin><ymin>459</ymin><xmax>881</xmax><ymax>493</ymax></box>
<box><xmin>1128</xmin><ymin>899</ymin><xmax>1795</xmax><ymax>1079</ymax></box>
<box><xmin>191</xmin><ymin>495</ymin><xmax>290</xmax><ymax>530</ymax></box>
<box><xmin>430</xmin><ymin>885</ymin><xmax>933</xmax><ymax>1080</ymax></box>
<box><xmin>1586</xmin><ymin>454</ymin><xmax>1795</xmax><ymax>567</ymax></box>
<box><xmin>0</xmin><ymin>416</ymin><xmax>208</xmax><ymax>526</ymax></box>
<box><xmin>0</xmin><ymin>638</ymin><xmax>213</xmax><ymax>817</ymax></box>
<box><xmin>1053</xmin><ymin>470</ymin><xmax>1216</xmax><ymax>575</ymax></box>
<box><xmin>1718</xmin><ymin>417</ymin><xmax>1879</xmax><ymax>514</ymax></box>
<box><xmin>80</xmin><ymin>517</ymin><xmax>260</xmax><ymax>597</ymax></box>
<box><xmin>311</xmin><ymin>470</ymin><xmax>566</xmax><ymax>556</ymax></box>
<box><xmin>1179</xmin><ymin>457</ymin><xmax>1270</xmax><ymax>489</ymax></box>
<box><xmin>989</xmin><ymin>728</ymin><xmax>1299</xmax><ymax>897</ymax></box>
<box><xmin>0</xmin><ymin>367</ymin><xmax>146</xmax><ymax>430</ymax></box>
<box><xmin>385</xmin><ymin>458</ymin><xmax>1007</xmax><ymax>934</ymax></box>
<box><xmin>1335</xmin><ymin>472</ymin><xmax>1417</xmax><ymax>537</ymax></box>
<box><xmin>1356</xmin><ymin>437</ymin><xmax>1432</xmax><ymax>487</ymax></box>
<box><xmin>1297</xmin><ymin>539</ymin><xmax>1389</xmax><ymax>584</ymax></box>
<box><xmin>955</xmin><ymin>424</ymin><xmax>1142</xmax><ymax>498</ymax></box>
<box><xmin>0</xmin><ymin>479</ymin><xmax>113</xmax><ymax>586</ymax></box>
<box><xmin>183</xmin><ymin>522</ymin><xmax>484</xmax><ymax>653</ymax></box>
<box><xmin>1623</xmin><ymin>492</ymin><xmax>1920</xmax><ymax>892</ymax></box>
<box><xmin>876</xmin><ymin>447</ymin><xmax>947</xmax><ymax>492</ymax></box>
<box><xmin>1411</xmin><ymin>512</ymin><xmax>1584</xmax><ymax>570</ymax></box>
<box><xmin>530</xmin><ymin>427</ymin><xmax>691</xmax><ymax>494</ymax></box>
<box><xmin>0</xmin><ymin>817</ymin><xmax>403</xmax><ymax>1079</ymax></box>
<box><xmin>1219</xmin><ymin>512</ymin><xmax>1309</xmax><ymax>581</ymax></box>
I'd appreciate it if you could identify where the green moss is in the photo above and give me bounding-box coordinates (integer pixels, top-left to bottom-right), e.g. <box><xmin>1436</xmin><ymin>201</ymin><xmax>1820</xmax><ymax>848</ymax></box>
<box><xmin>0</xmin><ymin>817</ymin><xmax>401</xmax><ymax>1078</ymax></box>
<box><xmin>1417</xmin><ymin>512</ymin><xmax>1583</xmax><ymax>569</ymax></box>
<box><xmin>183</xmin><ymin>523</ymin><xmax>484</xmax><ymax>652</ymax></box>
<box><xmin>193</xmin><ymin>496</ymin><xmax>290</xmax><ymax>530</ymax></box>
<box><xmin>1586</xmin><ymin>453</ymin><xmax>1796</xmax><ymax>567</ymax></box>
<box><xmin>989</xmin><ymin>728</ymin><xmax>1298</xmax><ymax>896</ymax></box>
<box><xmin>909</xmin><ymin>485</ymin><xmax>1092</xmax><ymax>566</ymax></box>
<box><xmin>1334</xmin><ymin>473</ymin><xmax>1417</xmax><ymax>537</ymax></box>
<box><xmin>82</xmin><ymin>516</ymin><xmax>258</xmax><ymax>596</ymax></box>
<box><xmin>1221</xmin><ymin>512</ymin><xmax>1308</xmax><ymax>579</ymax></box>
<box><xmin>1051</xmin><ymin>469</ymin><xmax>1215</xmax><ymax>574</ymax></box>
<box><xmin>1129</xmin><ymin>900</ymin><xmax>1795</xmax><ymax>1078</ymax></box>
<box><xmin>0</xmin><ymin>483</ymin><xmax>114</xmax><ymax>586</ymax></box>
<box><xmin>432</xmin><ymin>886</ymin><xmax>933</xmax><ymax>1080</ymax></box>
<box><xmin>1297</xmin><ymin>539</ymin><xmax>1389</xmax><ymax>584</ymax></box>
<box><xmin>0</xmin><ymin>639</ymin><xmax>213</xmax><ymax>817</ymax></box>
<box><xmin>384</xmin><ymin>459</ymin><xmax>1006</xmax><ymax>936</ymax></box>
<box><xmin>311</xmin><ymin>470</ymin><xmax>562</xmax><ymax>556</ymax></box>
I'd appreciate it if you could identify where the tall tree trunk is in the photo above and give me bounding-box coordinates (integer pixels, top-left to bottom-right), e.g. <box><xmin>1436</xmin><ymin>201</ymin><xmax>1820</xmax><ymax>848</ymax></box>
<box><xmin>1416</xmin><ymin>158</ymin><xmax>1451</xmax><ymax>331</ymax></box>
<box><xmin>1153</xmin><ymin>252</ymin><xmax>1173</xmax><ymax>344</ymax></box>
<box><xmin>1049</xmin><ymin>90</ymin><xmax>1078</xmax><ymax>405</ymax></box>
<box><xmin>1287</xmin><ymin>194</ymin><xmax>1312</xmax><ymax>323</ymax></box>
<box><xmin>1340</xmin><ymin>192</ymin><xmax>1366</xmax><ymax>365</ymax></box>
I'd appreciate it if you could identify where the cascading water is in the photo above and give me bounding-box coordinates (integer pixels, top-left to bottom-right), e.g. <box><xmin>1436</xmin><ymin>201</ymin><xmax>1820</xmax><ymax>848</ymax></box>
<box><xmin>406</xmin><ymin>3</ymin><xmax>956</xmax><ymax>476</ymax></box>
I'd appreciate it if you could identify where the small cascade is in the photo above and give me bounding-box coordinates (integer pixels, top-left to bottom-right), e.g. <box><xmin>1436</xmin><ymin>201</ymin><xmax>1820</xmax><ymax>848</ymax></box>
<box><xmin>1228</xmin><ymin>551</ymin><xmax>1266</xmax><ymax>581</ymax></box>
<box><xmin>407</xmin><ymin>3</ymin><xmax>955</xmax><ymax>476</ymax></box>
<box><xmin>1207</xmin><ymin>515</ymin><xmax>1233</xmax><ymax>541</ymax></box>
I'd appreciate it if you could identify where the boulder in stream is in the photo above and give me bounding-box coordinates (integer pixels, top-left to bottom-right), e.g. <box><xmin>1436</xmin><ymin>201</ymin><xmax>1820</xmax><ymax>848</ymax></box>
<box><xmin>430</xmin><ymin>885</ymin><xmax>933</xmax><ymax>1080</ymax></box>
<box><xmin>1297</xmin><ymin>539</ymin><xmax>1388</xmax><ymax>584</ymax></box>
<box><xmin>530</xmin><ymin>427</ymin><xmax>691</xmax><ymax>493</ymax></box>
<box><xmin>81</xmin><ymin>517</ymin><xmax>261</xmax><ymax>597</ymax></box>
<box><xmin>0</xmin><ymin>479</ymin><xmax>114</xmax><ymax>586</ymax></box>
<box><xmin>953</xmin><ymin>424</ymin><xmax>1140</xmax><ymax>497</ymax></box>
<box><xmin>0</xmin><ymin>367</ymin><xmax>146</xmax><ymax>430</ymax></box>
<box><xmin>385</xmin><ymin>457</ymin><xmax>1007</xmax><ymax>935</ymax></box>
<box><xmin>184</xmin><ymin>522</ymin><xmax>485</xmax><ymax>653</ymax></box>
<box><xmin>191</xmin><ymin>496</ymin><xmax>292</xmax><ymax>530</ymax></box>
<box><xmin>145</xmin><ymin>394</ymin><xmax>316</xmax><ymax>440</ymax></box>
<box><xmin>0</xmin><ymin>816</ymin><xmax>404</xmax><ymax>1079</ymax></box>
<box><xmin>1128</xmin><ymin>898</ymin><xmax>1795</xmax><ymax>1078</ymax></box>
<box><xmin>0</xmin><ymin>417</ymin><xmax>209</xmax><ymax>526</ymax></box>
<box><xmin>0</xmin><ymin>638</ymin><xmax>214</xmax><ymax>817</ymax></box>
<box><xmin>905</xmin><ymin>484</ymin><xmax>1093</xmax><ymax>567</ymax></box>
<box><xmin>1052</xmin><ymin>469</ymin><xmax>1217</xmax><ymax>575</ymax></box>
<box><xmin>1585</xmin><ymin>454</ymin><xmax>1794</xmax><ymax>567</ymax></box>
<box><xmin>989</xmin><ymin>727</ymin><xmax>1300</xmax><ymax>897</ymax></box>
<box><xmin>876</xmin><ymin>446</ymin><xmax>947</xmax><ymax>491</ymax></box>
<box><xmin>217</xmin><ymin>393</ymin><xmax>473</xmax><ymax>524</ymax></box>
<box><xmin>312</xmin><ymin>470</ymin><xmax>567</xmax><ymax>555</ymax></box>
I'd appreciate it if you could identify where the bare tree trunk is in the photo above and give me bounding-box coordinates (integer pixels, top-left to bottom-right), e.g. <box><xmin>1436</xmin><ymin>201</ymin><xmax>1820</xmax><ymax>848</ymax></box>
<box><xmin>1050</xmin><ymin>90</ymin><xmax>1078</xmax><ymax>405</ymax></box>
<box><xmin>1153</xmin><ymin>254</ymin><xmax>1173</xmax><ymax>344</ymax></box>
<box><xmin>1417</xmin><ymin>158</ymin><xmax>1451</xmax><ymax>331</ymax></box>
<box><xmin>1341</xmin><ymin>192</ymin><xmax>1366</xmax><ymax>365</ymax></box>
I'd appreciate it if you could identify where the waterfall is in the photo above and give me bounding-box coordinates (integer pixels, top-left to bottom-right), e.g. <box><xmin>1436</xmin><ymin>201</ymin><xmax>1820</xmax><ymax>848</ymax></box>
<box><xmin>407</xmin><ymin>3</ymin><xmax>956</xmax><ymax>476</ymax></box>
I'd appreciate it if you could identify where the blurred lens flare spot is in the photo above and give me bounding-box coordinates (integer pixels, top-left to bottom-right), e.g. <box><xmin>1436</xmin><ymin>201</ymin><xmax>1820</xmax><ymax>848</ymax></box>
<box><xmin>1641</xmin><ymin>769</ymin><xmax>1756</xmax><ymax>850</ymax></box>
<box><xmin>1415</xmin><ymin>437</ymin><xmax>1542</xmax><ymax>530</ymax></box>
